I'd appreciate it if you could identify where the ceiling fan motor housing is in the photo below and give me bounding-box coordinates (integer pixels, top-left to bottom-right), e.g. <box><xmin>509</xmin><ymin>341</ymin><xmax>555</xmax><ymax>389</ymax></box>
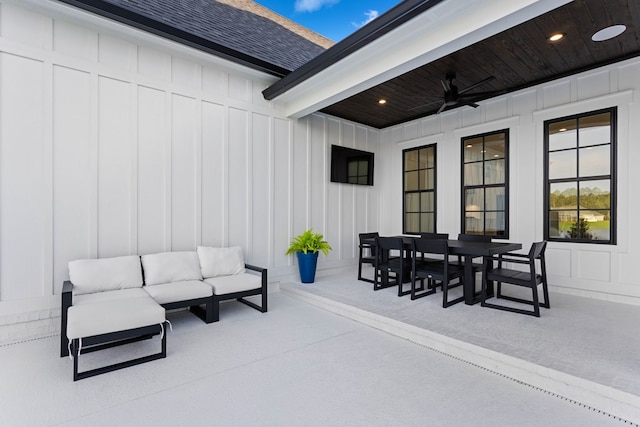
<box><xmin>444</xmin><ymin>83</ymin><xmax>458</xmax><ymax>105</ymax></box>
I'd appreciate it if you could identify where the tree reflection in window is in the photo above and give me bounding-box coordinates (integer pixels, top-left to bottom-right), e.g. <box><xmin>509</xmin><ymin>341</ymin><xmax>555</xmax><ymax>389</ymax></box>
<box><xmin>545</xmin><ymin>108</ymin><xmax>616</xmax><ymax>243</ymax></box>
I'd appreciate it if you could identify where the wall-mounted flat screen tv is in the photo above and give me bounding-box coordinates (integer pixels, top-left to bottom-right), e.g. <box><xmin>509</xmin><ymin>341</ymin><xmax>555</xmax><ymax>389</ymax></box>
<box><xmin>330</xmin><ymin>145</ymin><xmax>374</xmax><ymax>186</ymax></box>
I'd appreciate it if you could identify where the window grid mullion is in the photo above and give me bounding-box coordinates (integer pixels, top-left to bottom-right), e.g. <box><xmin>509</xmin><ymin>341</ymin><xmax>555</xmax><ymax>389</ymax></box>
<box><xmin>482</xmin><ymin>137</ymin><xmax>487</xmax><ymax>233</ymax></box>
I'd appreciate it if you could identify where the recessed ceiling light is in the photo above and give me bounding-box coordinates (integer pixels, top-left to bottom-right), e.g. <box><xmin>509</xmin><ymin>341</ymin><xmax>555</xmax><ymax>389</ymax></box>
<box><xmin>548</xmin><ymin>33</ymin><xmax>564</xmax><ymax>42</ymax></box>
<box><xmin>592</xmin><ymin>25</ymin><xmax>626</xmax><ymax>42</ymax></box>
<box><xmin>378</xmin><ymin>99</ymin><xmax>387</xmax><ymax>105</ymax></box>
<box><xmin>466</xmin><ymin>144</ymin><xmax>473</xmax><ymax>148</ymax></box>
<box><xmin>559</xmin><ymin>128</ymin><xmax>567</xmax><ymax>132</ymax></box>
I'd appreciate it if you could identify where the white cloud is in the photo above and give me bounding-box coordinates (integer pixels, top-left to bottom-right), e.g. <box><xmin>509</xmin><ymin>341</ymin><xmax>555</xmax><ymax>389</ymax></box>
<box><xmin>352</xmin><ymin>10</ymin><xmax>379</xmax><ymax>28</ymax></box>
<box><xmin>295</xmin><ymin>0</ymin><xmax>340</xmax><ymax>13</ymax></box>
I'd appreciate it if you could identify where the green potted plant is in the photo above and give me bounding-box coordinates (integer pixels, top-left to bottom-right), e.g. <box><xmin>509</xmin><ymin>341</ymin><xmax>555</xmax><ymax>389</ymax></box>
<box><xmin>285</xmin><ymin>229</ymin><xmax>332</xmax><ymax>283</ymax></box>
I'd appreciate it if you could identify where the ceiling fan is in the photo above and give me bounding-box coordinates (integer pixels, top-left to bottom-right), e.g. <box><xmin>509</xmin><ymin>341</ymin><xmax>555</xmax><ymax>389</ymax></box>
<box><xmin>409</xmin><ymin>73</ymin><xmax>502</xmax><ymax>114</ymax></box>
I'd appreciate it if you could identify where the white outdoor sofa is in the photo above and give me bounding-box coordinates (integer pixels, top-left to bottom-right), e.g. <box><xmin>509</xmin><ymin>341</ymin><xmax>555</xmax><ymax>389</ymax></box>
<box><xmin>59</xmin><ymin>246</ymin><xmax>267</xmax><ymax>380</ymax></box>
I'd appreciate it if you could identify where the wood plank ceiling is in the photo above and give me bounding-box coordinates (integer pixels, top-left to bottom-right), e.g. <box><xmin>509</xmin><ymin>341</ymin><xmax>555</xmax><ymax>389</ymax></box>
<box><xmin>320</xmin><ymin>0</ymin><xmax>640</xmax><ymax>129</ymax></box>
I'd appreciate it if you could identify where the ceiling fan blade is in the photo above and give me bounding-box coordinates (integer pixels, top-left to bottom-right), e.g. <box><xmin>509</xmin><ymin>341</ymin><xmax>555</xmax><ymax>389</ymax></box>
<box><xmin>457</xmin><ymin>89</ymin><xmax>507</xmax><ymax>98</ymax></box>
<box><xmin>458</xmin><ymin>76</ymin><xmax>495</xmax><ymax>95</ymax></box>
<box><xmin>407</xmin><ymin>99</ymin><xmax>442</xmax><ymax>111</ymax></box>
<box><xmin>409</xmin><ymin>74</ymin><xmax>501</xmax><ymax>114</ymax></box>
<box><xmin>406</xmin><ymin>95</ymin><xmax>441</xmax><ymax>100</ymax></box>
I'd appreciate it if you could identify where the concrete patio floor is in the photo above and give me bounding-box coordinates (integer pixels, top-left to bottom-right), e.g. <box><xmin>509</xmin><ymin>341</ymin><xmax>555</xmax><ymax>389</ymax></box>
<box><xmin>0</xmin><ymin>266</ymin><xmax>638</xmax><ymax>426</ymax></box>
<box><xmin>281</xmin><ymin>265</ymin><xmax>640</xmax><ymax>424</ymax></box>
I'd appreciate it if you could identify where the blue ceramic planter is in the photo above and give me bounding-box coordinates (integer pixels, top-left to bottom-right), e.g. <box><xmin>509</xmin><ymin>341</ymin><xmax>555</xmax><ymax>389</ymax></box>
<box><xmin>296</xmin><ymin>251</ymin><xmax>319</xmax><ymax>283</ymax></box>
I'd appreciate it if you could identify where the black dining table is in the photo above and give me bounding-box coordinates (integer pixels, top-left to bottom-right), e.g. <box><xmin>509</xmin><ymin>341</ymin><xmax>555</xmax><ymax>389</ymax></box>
<box><xmin>446</xmin><ymin>239</ymin><xmax>522</xmax><ymax>304</ymax></box>
<box><xmin>368</xmin><ymin>236</ymin><xmax>522</xmax><ymax>305</ymax></box>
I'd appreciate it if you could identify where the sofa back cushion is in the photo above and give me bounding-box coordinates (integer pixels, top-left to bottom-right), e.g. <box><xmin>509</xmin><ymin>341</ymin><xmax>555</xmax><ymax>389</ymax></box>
<box><xmin>141</xmin><ymin>251</ymin><xmax>203</xmax><ymax>286</ymax></box>
<box><xmin>197</xmin><ymin>246</ymin><xmax>245</xmax><ymax>278</ymax></box>
<box><xmin>69</xmin><ymin>256</ymin><xmax>143</xmax><ymax>295</ymax></box>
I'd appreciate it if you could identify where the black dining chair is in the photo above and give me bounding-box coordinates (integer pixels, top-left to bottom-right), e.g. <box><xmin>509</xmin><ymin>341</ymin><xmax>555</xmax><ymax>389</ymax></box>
<box><xmin>374</xmin><ymin>237</ymin><xmax>411</xmax><ymax>296</ymax></box>
<box><xmin>417</xmin><ymin>232</ymin><xmax>449</xmax><ymax>263</ymax></box>
<box><xmin>419</xmin><ymin>232</ymin><xmax>449</xmax><ymax>240</ymax></box>
<box><xmin>480</xmin><ymin>241</ymin><xmax>550</xmax><ymax>317</ymax></box>
<box><xmin>457</xmin><ymin>234</ymin><xmax>492</xmax><ymax>241</ymax></box>
<box><xmin>358</xmin><ymin>232</ymin><xmax>379</xmax><ymax>283</ymax></box>
<box><xmin>411</xmin><ymin>238</ymin><xmax>464</xmax><ymax>306</ymax></box>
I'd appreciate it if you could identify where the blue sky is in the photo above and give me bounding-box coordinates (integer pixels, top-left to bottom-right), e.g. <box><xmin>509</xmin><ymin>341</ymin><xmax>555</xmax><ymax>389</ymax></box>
<box><xmin>254</xmin><ymin>0</ymin><xmax>401</xmax><ymax>42</ymax></box>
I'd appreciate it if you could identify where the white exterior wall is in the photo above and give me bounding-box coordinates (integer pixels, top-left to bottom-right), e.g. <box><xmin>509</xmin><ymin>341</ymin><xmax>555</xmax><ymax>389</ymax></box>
<box><xmin>378</xmin><ymin>59</ymin><xmax>640</xmax><ymax>304</ymax></box>
<box><xmin>0</xmin><ymin>1</ymin><xmax>379</xmax><ymax>342</ymax></box>
<box><xmin>3</xmin><ymin>0</ymin><xmax>638</xmax><ymax>343</ymax></box>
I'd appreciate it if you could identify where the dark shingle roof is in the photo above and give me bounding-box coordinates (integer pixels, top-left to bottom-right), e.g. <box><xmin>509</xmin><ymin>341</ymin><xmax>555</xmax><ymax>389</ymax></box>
<box><xmin>59</xmin><ymin>0</ymin><xmax>333</xmax><ymax>76</ymax></box>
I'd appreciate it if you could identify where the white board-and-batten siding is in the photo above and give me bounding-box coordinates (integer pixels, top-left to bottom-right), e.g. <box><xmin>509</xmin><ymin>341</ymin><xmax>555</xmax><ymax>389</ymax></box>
<box><xmin>2</xmin><ymin>0</ymin><xmax>639</xmax><ymax>343</ymax></box>
<box><xmin>0</xmin><ymin>1</ymin><xmax>379</xmax><ymax>342</ymax></box>
<box><xmin>377</xmin><ymin>61</ymin><xmax>640</xmax><ymax>304</ymax></box>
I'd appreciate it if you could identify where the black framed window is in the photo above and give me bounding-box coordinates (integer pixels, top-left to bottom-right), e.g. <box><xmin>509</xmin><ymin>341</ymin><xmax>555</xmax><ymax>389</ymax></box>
<box><xmin>403</xmin><ymin>144</ymin><xmax>436</xmax><ymax>233</ymax></box>
<box><xmin>461</xmin><ymin>130</ymin><xmax>509</xmax><ymax>237</ymax></box>
<box><xmin>544</xmin><ymin>108</ymin><xmax>616</xmax><ymax>244</ymax></box>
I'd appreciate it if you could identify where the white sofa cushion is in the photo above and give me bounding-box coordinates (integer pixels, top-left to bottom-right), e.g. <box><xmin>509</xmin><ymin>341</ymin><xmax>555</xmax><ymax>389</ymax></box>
<box><xmin>204</xmin><ymin>273</ymin><xmax>261</xmax><ymax>295</ymax></box>
<box><xmin>67</xmin><ymin>296</ymin><xmax>165</xmax><ymax>340</ymax></box>
<box><xmin>68</xmin><ymin>256</ymin><xmax>143</xmax><ymax>295</ymax></box>
<box><xmin>73</xmin><ymin>288</ymin><xmax>150</xmax><ymax>306</ymax></box>
<box><xmin>143</xmin><ymin>280</ymin><xmax>213</xmax><ymax>305</ymax></box>
<box><xmin>197</xmin><ymin>246</ymin><xmax>245</xmax><ymax>278</ymax></box>
<box><xmin>141</xmin><ymin>251</ymin><xmax>202</xmax><ymax>286</ymax></box>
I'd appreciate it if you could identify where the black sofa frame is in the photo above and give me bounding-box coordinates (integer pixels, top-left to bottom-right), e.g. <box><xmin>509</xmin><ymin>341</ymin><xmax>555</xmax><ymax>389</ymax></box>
<box><xmin>210</xmin><ymin>264</ymin><xmax>268</xmax><ymax>322</ymax></box>
<box><xmin>60</xmin><ymin>281</ymin><xmax>211</xmax><ymax>358</ymax></box>
<box><xmin>70</xmin><ymin>322</ymin><xmax>167</xmax><ymax>381</ymax></box>
<box><xmin>60</xmin><ymin>263</ymin><xmax>268</xmax><ymax>357</ymax></box>
<box><xmin>60</xmin><ymin>280</ymin><xmax>168</xmax><ymax>381</ymax></box>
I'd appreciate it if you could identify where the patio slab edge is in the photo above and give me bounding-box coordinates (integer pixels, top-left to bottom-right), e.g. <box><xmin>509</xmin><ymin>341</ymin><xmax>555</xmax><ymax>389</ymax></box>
<box><xmin>281</xmin><ymin>285</ymin><xmax>640</xmax><ymax>425</ymax></box>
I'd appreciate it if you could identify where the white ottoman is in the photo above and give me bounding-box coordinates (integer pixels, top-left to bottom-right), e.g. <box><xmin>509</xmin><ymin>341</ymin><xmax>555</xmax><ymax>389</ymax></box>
<box><xmin>66</xmin><ymin>296</ymin><xmax>167</xmax><ymax>381</ymax></box>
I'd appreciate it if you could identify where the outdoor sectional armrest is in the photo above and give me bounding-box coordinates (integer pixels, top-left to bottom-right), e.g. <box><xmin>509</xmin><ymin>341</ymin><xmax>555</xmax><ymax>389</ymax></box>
<box><xmin>245</xmin><ymin>263</ymin><xmax>267</xmax><ymax>300</ymax></box>
<box><xmin>244</xmin><ymin>263</ymin><xmax>268</xmax><ymax>295</ymax></box>
<box><xmin>209</xmin><ymin>263</ymin><xmax>268</xmax><ymax>322</ymax></box>
<box><xmin>60</xmin><ymin>281</ymin><xmax>74</xmax><ymax>357</ymax></box>
<box><xmin>245</xmin><ymin>263</ymin><xmax>266</xmax><ymax>274</ymax></box>
<box><xmin>63</xmin><ymin>280</ymin><xmax>74</xmax><ymax>294</ymax></box>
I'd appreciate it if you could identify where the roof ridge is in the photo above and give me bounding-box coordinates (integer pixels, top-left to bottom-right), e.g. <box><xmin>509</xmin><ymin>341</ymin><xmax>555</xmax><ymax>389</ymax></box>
<box><xmin>216</xmin><ymin>0</ymin><xmax>335</xmax><ymax>49</ymax></box>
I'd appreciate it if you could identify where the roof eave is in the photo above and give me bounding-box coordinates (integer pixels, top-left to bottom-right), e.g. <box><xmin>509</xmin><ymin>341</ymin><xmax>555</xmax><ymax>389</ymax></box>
<box><xmin>262</xmin><ymin>0</ymin><xmax>445</xmax><ymax>100</ymax></box>
<box><xmin>57</xmin><ymin>0</ymin><xmax>292</xmax><ymax>77</ymax></box>
<box><xmin>264</xmin><ymin>0</ymin><xmax>572</xmax><ymax>123</ymax></box>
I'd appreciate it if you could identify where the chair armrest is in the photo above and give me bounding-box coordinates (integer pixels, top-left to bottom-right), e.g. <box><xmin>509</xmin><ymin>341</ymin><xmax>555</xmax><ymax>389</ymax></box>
<box><xmin>485</xmin><ymin>254</ymin><xmax>530</xmax><ymax>266</ymax></box>
<box><xmin>503</xmin><ymin>252</ymin><xmax>529</xmax><ymax>259</ymax></box>
<box><xmin>491</xmin><ymin>255</ymin><xmax>530</xmax><ymax>265</ymax></box>
<box><xmin>501</xmin><ymin>257</ymin><xmax>530</xmax><ymax>265</ymax></box>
